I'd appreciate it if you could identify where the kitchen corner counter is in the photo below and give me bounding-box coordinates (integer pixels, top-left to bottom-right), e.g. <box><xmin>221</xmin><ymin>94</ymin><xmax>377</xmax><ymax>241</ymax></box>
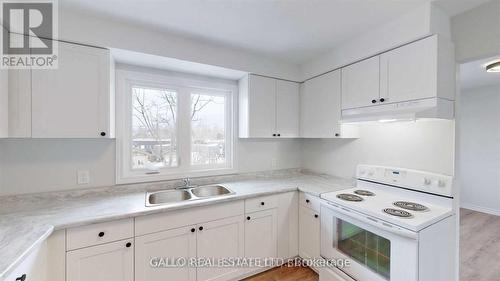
<box><xmin>0</xmin><ymin>170</ymin><xmax>354</xmax><ymax>279</ymax></box>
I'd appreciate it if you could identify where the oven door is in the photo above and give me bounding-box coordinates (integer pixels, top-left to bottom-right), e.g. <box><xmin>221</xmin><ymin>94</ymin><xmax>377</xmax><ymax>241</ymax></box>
<box><xmin>320</xmin><ymin>202</ymin><xmax>419</xmax><ymax>281</ymax></box>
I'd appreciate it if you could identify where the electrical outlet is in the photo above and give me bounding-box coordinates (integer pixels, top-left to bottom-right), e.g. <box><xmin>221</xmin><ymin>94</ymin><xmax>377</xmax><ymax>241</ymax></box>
<box><xmin>271</xmin><ymin>158</ymin><xmax>277</xmax><ymax>169</ymax></box>
<box><xmin>77</xmin><ymin>170</ymin><xmax>90</xmax><ymax>185</ymax></box>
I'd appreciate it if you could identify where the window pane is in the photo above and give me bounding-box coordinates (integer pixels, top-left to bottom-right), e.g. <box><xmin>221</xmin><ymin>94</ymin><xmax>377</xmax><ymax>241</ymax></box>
<box><xmin>191</xmin><ymin>93</ymin><xmax>226</xmax><ymax>166</ymax></box>
<box><xmin>131</xmin><ymin>86</ymin><xmax>177</xmax><ymax>170</ymax></box>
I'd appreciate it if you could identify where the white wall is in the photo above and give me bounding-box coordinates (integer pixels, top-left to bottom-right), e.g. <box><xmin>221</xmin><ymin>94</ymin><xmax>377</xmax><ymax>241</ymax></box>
<box><xmin>451</xmin><ymin>0</ymin><xmax>500</xmax><ymax>63</ymax></box>
<box><xmin>0</xmin><ymin>138</ymin><xmax>301</xmax><ymax>195</ymax></box>
<box><xmin>300</xmin><ymin>3</ymin><xmax>451</xmax><ymax>80</ymax></box>
<box><xmin>301</xmin><ymin>120</ymin><xmax>455</xmax><ymax>178</ymax></box>
<box><xmin>459</xmin><ymin>84</ymin><xmax>500</xmax><ymax>215</ymax></box>
<box><xmin>56</xmin><ymin>9</ymin><xmax>301</xmax><ymax>82</ymax></box>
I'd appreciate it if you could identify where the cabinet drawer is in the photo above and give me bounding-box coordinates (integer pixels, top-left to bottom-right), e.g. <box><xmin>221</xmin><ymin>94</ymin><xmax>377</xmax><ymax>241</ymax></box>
<box><xmin>135</xmin><ymin>200</ymin><xmax>244</xmax><ymax>236</ymax></box>
<box><xmin>299</xmin><ymin>192</ymin><xmax>321</xmax><ymax>212</ymax></box>
<box><xmin>67</xmin><ymin>218</ymin><xmax>133</xmax><ymax>251</ymax></box>
<box><xmin>245</xmin><ymin>194</ymin><xmax>279</xmax><ymax>213</ymax></box>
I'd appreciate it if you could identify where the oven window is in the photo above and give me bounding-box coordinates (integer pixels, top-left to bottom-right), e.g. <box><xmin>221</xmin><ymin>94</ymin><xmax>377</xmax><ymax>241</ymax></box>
<box><xmin>337</xmin><ymin>220</ymin><xmax>391</xmax><ymax>279</ymax></box>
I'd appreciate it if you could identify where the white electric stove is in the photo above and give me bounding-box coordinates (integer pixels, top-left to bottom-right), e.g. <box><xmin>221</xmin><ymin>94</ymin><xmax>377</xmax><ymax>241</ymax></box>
<box><xmin>319</xmin><ymin>165</ymin><xmax>456</xmax><ymax>281</ymax></box>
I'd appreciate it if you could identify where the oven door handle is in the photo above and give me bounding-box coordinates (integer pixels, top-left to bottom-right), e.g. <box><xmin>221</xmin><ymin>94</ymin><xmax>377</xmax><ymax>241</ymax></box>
<box><xmin>324</xmin><ymin>202</ymin><xmax>419</xmax><ymax>240</ymax></box>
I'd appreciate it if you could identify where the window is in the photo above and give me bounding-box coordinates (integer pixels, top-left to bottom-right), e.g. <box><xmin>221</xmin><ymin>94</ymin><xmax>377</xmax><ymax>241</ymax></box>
<box><xmin>116</xmin><ymin>69</ymin><xmax>234</xmax><ymax>183</ymax></box>
<box><xmin>131</xmin><ymin>86</ymin><xmax>178</xmax><ymax>170</ymax></box>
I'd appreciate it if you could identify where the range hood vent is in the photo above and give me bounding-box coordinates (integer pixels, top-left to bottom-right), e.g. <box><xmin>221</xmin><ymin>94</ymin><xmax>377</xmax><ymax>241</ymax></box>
<box><xmin>341</xmin><ymin>97</ymin><xmax>454</xmax><ymax>123</ymax></box>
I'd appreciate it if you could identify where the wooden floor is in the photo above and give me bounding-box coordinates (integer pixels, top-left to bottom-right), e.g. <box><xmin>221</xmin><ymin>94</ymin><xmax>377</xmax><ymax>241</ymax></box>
<box><xmin>460</xmin><ymin>208</ymin><xmax>500</xmax><ymax>281</ymax></box>
<box><xmin>243</xmin><ymin>266</ymin><xmax>318</xmax><ymax>281</ymax></box>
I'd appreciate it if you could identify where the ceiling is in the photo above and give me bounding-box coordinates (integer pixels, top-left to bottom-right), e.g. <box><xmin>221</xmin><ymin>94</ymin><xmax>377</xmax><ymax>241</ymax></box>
<box><xmin>60</xmin><ymin>0</ymin><xmax>490</xmax><ymax>65</ymax></box>
<box><xmin>461</xmin><ymin>55</ymin><xmax>500</xmax><ymax>91</ymax></box>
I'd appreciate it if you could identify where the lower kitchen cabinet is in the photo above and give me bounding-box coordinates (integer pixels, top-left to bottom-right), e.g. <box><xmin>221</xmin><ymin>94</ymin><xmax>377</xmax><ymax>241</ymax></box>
<box><xmin>299</xmin><ymin>205</ymin><xmax>320</xmax><ymax>260</ymax></box>
<box><xmin>197</xmin><ymin>216</ymin><xmax>245</xmax><ymax>281</ymax></box>
<box><xmin>66</xmin><ymin>239</ymin><xmax>134</xmax><ymax>281</ymax></box>
<box><xmin>135</xmin><ymin>215</ymin><xmax>244</xmax><ymax>281</ymax></box>
<box><xmin>135</xmin><ymin>226</ymin><xmax>197</xmax><ymax>281</ymax></box>
<box><xmin>244</xmin><ymin>209</ymin><xmax>278</xmax><ymax>259</ymax></box>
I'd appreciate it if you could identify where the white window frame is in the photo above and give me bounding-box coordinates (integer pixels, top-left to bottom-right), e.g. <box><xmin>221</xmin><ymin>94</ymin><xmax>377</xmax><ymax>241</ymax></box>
<box><xmin>116</xmin><ymin>68</ymin><xmax>236</xmax><ymax>184</ymax></box>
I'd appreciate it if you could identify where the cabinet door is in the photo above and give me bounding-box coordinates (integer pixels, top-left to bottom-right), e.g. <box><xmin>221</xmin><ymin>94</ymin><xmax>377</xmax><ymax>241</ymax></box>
<box><xmin>31</xmin><ymin>41</ymin><xmax>110</xmax><ymax>138</ymax></box>
<box><xmin>135</xmin><ymin>226</ymin><xmax>196</xmax><ymax>281</ymax></box>
<box><xmin>66</xmin><ymin>239</ymin><xmax>133</xmax><ymax>281</ymax></box>
<box><xmin>276</xmin><ymin>80</ymin><xmax>299</xmax><ymax>137</ymax></box>
<box><xmin>245</xmin><ymin>209</ymin><xmax>278</xmax><ymax>259</ymax></box>
<box><xmin>380</xmin><ymin>36</ymin><xmax>437</xmax><ymax>103</ymax></box>
<box><xmin>247</xmin><ymin>75</ymin><xmax>276</xmax><ymax>138</ymax></box>
<box><xmin>299</xmin><ymin>206</ymin><xmax>320</xmax><ymax>260</ymax></box>
<box><xmin>300</xmin><ymin>70</ymin><xmax>341</xmax><ymax>138</ymax></box>
<box><xmin>7</xmin><ymin>69</ymin><xmax>31</xmax><ymax>137</ymax></box>
<box><xmin>0</xmin><ymin>69</ymin><xmax>8</xmax><ymax>138</ymax></box>
<box><xmin>197</xmin><ymin>216</ymin><xmax>245</xmax><ymax>281</ymax></box>
<box><xmin>4</xmin><ymin>241</ymin><xmax>47</xmax><ymax>281</ymax></box>
<box><xmin>341</xmin><ymin>56</ymin><xmax>380</xmax><ymax>109</ymax></box>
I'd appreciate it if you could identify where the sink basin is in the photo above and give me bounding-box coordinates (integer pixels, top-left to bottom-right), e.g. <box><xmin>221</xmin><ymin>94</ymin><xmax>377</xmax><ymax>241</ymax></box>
<box><xmin>146</xmin><ymin>184</ymin><xmax>234</xmax><ymax>206</ymax></box>
<box><xmin>191</xmin><ymin>185</ymin><xmax>233</xmax><ymax>198</ymax></box>
<box><xmin>146</xmin><ymin>190</ymin><xmax>193</xmax><ymax>206</ymax></box>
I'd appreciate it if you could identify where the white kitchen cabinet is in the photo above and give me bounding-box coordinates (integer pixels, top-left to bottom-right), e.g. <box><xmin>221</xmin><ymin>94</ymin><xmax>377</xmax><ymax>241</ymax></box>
<box><xmin>341</xmin><ymin>56</ymin><xmax>380</xmax><ymax>109</ymax></box>
<box><xmin>196</xmin><ymin>216</ymin><xmax>245</xmax><ymax>281</ymax></box>
<box><xmin>4</xmin><ymin>230</ymin><xmax>65</xmax><ymax>281</ymax></box>
<box><xmin>135</xmin><ymin>226</ymin><xmax>197</xmax><ymax>281</ymax></box>
<box><xmin>7</xmin><ymin>68</ymin><xmax>32</xmax><ymax>138</ymax></box>
<box><xmin>244</xmin><ymin>209</ymin><xmax>278</xmax><ymax>259</ymax></box>
<box><xmin>3</xmin><ymin>242</ymin><xmax>47</xmax><ymax>281</ymax></box>
<box><xmin>299</xmin><ymin>205</ymin><xmax>320</xmax><ymax>260</ymax></box>
<box><xmin>379</xmin><ymin>35</ymin><xmax>455</xmax><ymax>104</ymax></box>
<box><xmin>276</xmin><ymin>80</ymin><xmax>300</xmax><ymax>137</ymax></box>
<box><xmin>66</xmin><ymin>239</ymin><xmax>134</xmax><ymax>281</ymax></box>
<box><xmin>239</xmin><ymin>74</ymin><xmax>299</xmax><ymax>138</ymax></box>
<box><xmin>0</xmin><ymin>69</ymin><xmax>7</xmax><ymax>138</ymax></box>
<box><xmin>66</xmin><ymin>218</ymin><xmax>134</xmax><ymax>251</ymax></box>
<box><xmin>31</xmin><ymin>41</ymin><xmax>112</xmax><ymax>138</ymax></box>
<box><xmin>300</xmin><ymin>70</ymin><xmax>358</xmax><ymax>138</ymax></box>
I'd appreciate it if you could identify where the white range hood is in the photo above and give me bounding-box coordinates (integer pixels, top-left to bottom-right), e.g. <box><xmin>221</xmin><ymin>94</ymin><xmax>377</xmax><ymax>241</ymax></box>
<box><xmin>341</xmin><ymin>97</ymin><xmax>454</xmax><ymax>123</ymax></box>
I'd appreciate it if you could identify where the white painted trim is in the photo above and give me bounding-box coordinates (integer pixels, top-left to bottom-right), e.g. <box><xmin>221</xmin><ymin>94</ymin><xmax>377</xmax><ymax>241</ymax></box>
<box><xmin>460</xmin><ymin>202</ymin><xmax>500</xmax><ymax>217</ymax></box>
<box><xmin>116</xmin><ymin>66</ymin><xmax>237</xmax><ymax>184</ymax></box>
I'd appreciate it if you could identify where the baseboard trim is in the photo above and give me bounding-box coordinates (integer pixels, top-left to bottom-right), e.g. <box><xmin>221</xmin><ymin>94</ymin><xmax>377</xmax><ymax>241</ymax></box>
<box><xmin>461</xmin><ymin>202</ymin><xmax>500</xmax><ymax>216</ymax></box>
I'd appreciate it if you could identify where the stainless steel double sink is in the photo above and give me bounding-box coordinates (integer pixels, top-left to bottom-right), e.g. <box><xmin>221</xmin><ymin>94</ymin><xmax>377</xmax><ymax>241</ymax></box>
<box><xmin>146</xmin><ymin>185</ymin><xmax>234</xmax><ymax>207</ymax></box>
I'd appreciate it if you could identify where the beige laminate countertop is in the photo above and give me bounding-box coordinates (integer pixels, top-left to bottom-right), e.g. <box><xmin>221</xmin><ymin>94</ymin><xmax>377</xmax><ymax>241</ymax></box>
<box><xmin>0</xmin><ymin>170</ymin><xmax>354</xmax><ymax>279</ymax></box>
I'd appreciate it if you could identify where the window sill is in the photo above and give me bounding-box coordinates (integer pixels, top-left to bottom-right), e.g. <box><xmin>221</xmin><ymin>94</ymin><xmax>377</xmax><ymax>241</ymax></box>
<box><xmin>116</xmin><ymin>167</ymin><xmax>237</xmax><ymax>185</ymax></box>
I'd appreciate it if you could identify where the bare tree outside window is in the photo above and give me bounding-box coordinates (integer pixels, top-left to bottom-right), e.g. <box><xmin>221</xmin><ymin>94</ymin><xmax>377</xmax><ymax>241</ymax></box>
<box><xmin>131</xmin><ymin>87</ymin><xmax>228</xmax><ymax>170</ymax></box>
<box><xmin>131</xmin><ymin>87</ymin><xmax>177</xmax><ymax>170</ymax></box>
<box><xmin>191</xmin><ymin>93</ymin><xmax>226</xmax><ymax>166</ymax></box>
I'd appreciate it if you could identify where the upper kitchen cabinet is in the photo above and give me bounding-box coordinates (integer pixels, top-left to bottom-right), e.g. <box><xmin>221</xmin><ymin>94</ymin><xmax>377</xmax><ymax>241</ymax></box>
<box><xmin>0</xmin><ymin>69</ymin><xmax>7</xmax><ymax>137</ymax></box>
<box><xmin>341</xmin><ymin>35</ymin><xmax>455</xmax><ymax>121</ymax></box>
<box><xmin>239</xmin><ymin>74</ymin><xmax>299</xmax><ymax>138</ymax></box>
<box><xmin>4</xmin><ymin>36</ymin><xmax>114</xmax><ymax>138</ymax></box>
<box><xmin>31</xmin><ymin>41</ymin><xmax>113</xmax><ymax>138</ymax></box>
<box><xmin>379</xmin><ymin>35</ymin><xmax>455</xmax><ymax>103</ymax></box>
<box><xmin>300</xmin><ymin>70</ymin><xmax>358</xmax><ymax>138</ymax></box>
<box><xmin>341</xmin><ymin>56</ymin><xmax>381</xmax><ymax>109</ymax></box>
<box><xmin>276</xmin><ymin>80</ymin><xmax>300</xmax><ymax>137</ymax></box>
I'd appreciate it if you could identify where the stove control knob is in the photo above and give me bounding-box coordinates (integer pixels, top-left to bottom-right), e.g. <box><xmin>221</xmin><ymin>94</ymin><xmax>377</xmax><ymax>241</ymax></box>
<box><xmin>359</xmin><ymin>169</ymin><xmax>366</xmax><ymax>176</ymax></box>
<box><xmin>368</xmin><ymin>170</ymin><xmax>374</xmax><ymax>177</ymax></box>
<box><xmin>433</xmin><ymin>179</ymin><xmax>446</xmax><ymax>187</ymax></box>
<box><xmin>423</xmin><ymin>178</ymin><xmax>431</xmax><ymax>185</ymax></box>
<box><xmin>437</xmin><ymin>180</ymin><xmax>446</xmax><ymax>187</ymax></box>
